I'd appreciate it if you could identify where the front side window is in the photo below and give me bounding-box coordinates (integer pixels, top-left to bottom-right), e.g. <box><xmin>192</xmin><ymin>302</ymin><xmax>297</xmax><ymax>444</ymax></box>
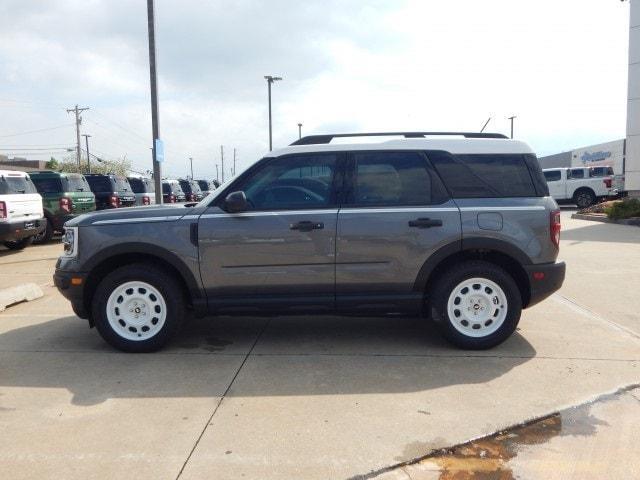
<box><xmin>350</xmin><ymin>151</ymin><xmax>439</xmax><ymax>206</ymax></box>
<box><xmin>235</xmin><ymin>154</ymin><xmax>337</xmax><ymax>210</ymax></box>
<box><xmin>543</xmin><ymin>170</ymin><xmax>562</xmax><ymax>182</ymax></box>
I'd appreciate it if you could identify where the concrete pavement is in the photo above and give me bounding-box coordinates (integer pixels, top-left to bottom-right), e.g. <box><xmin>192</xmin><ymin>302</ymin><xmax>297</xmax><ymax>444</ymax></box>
<box><xmin>0</xmin><ymin>213</ymin><xmax>639</xmax><ymax>479</ymax></box>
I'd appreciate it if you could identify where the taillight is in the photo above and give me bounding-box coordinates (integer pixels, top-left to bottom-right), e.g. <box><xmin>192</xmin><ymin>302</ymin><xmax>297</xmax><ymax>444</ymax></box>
<box><xmin>142</xmin><ymin>196</ymin><xmax>150</xmax><ymax>205</ymax></box>
<box><xmin>604</xmin><ymin>178</ymin><xmax>612</xmax><ymax>188</ymax></box>
<box><xmin>550</xmin><ymin>209</ymin><xmax>561</xmax><ymax>249</ymax></box>
<box><xmin>109</xmin><ymin>194</ymin><xmax>120</xmax><ymax>208</ymax></box>
<box><xmin>170</xmin><ymin>194</ymin><xmax>176</xmax><ymax>203</ymax></box>
<box><xmin>59</xmin><ymin>197</ymin><xmax>72</xmax><ymax>213</ymax></box>
<box><xmin>0</xmin><ymin>201</ymin><xmax>6</xmax><ymax>219</ymax></box>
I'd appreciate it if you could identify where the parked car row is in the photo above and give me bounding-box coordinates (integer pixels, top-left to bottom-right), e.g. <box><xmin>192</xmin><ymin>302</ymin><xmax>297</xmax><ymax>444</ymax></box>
<box><xmin>1</xmin><ymin>169</ymin><xmax>218</xmax><ymax>250</ymax></box>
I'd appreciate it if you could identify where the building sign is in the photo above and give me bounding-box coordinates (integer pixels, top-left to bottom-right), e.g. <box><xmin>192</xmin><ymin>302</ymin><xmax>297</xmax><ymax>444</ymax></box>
<box><xmin>580</xmin><ymin>150</ymin><xmax>612</xmax><ymax>164</ymax></box>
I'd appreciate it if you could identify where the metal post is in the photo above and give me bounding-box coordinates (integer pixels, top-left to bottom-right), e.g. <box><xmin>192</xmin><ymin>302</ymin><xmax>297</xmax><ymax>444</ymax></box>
<box><xmin>298</xmin><ymin>123</ymin><xmax>302</xmax><ymax>139</ymax></box>
<box><xmin>215</xmin><ymin>164</ymin><xmax>219</xmax><ymax>182</ymax></box>
<box><xmin>480</xmin><ymin>117</ymin><xmax>491</xmax><ymax>133</ymax></box>
<box><xmin>82</xmin><ymin>134</ymin><xmax>92</xmax><ymax>173</ymax></box>
<box><xmin>220</xmin><ymin>145</ymin><xmax>225</xmax><ymax>183</ymax></box>
<box><xmin>189</xmin><ymin>157</ymin><xmax>193</xmax><ymax>179</ymax></box>
<box><xmin>508</xmin><ymin>115</ymin><xmax>516</xmax><ymax>139</ymax></box>
<box><xmin>264</xmin><ymin>76</ymin><xmax>282</xmax><ymax>151</ymax></box>
<box><xmin>147</xmin><ymin>0</ymin><xmax>162</xmax><ymax>203</ymax></box>
<box><xmin>233</xmin><ymin>148</ymin><xmax>236</xmax><ymax>176</ymax></box>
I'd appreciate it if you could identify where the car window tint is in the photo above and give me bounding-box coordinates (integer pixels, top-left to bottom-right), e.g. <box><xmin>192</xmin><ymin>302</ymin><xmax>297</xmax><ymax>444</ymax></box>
<box><xmin>351</xmin><ymin>151</ymin><xmax>433</xmax><ymax>206</ymax></box>
<box><xmin>570</xmin><ymin>169</ymin><xmax>584</xmax><ymax>179</ymax></box>
<box><xmin>128</xmin><ymin>178</ymin><xmax>145</xmax><ymax>193</ymax></box>
<box><xmin>31</xmin><ymin>177</ymin><xmax>63</xmax><ymax>193</ymax></box>
<box><xmin>429</xmin><ymin>152</ymin><xmax>537</xmax><ymax>198</ymax></box>
<box><xmin>239</xmin><ymin>154</ymin><xmax>336</xmax><ymax>210</ymax></box>
<box><xmin>543</xmin><ymin>170</ymin><xmax>562</xmax><ymax>182</ymax></box>
<box><xmin>86</xmin><ymin>176</ymin><xmax>111</xmax><ymax>192</ymax></box>
<box><xmin>64</xmin><ymin>175</ymin><xmax>90</xmax><ymax>192</ymax></box>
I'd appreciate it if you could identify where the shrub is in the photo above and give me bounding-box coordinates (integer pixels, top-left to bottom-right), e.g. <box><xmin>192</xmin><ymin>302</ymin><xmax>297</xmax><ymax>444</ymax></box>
<box><xmin>605</xmin><ymin>198</ymin><xmax>640</xmax><ymax>220</ymax></box>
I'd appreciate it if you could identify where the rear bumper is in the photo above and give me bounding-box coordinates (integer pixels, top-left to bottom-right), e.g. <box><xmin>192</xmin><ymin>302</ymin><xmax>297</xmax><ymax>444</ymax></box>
<box><xmin>524</xmin><ymin>261</ymin><xmax>566</xmax><ymax>308</ymax></box>
<box><xmin>0</xmin><ymin>219</ymin><xmax>44</xmax><ymax>242</ymax></box>
<box><xmin>53</xmin><ymin>269</ymin><xmax>89</xmax><ymax>319</ymax></box>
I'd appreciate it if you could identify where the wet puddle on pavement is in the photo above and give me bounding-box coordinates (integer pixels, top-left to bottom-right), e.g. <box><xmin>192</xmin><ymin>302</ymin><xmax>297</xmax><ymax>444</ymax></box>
<box><xmin>408</xmin><ymin>385</ymin><xmax>637</xmax><ymax>480</ymax></box>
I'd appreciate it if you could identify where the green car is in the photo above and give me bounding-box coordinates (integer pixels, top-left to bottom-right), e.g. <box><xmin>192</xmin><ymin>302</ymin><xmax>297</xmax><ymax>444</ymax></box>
<box><xmin>29</xmin><ymin>171</ymin><xmax>96</xmax><ymax>243</ymax></box>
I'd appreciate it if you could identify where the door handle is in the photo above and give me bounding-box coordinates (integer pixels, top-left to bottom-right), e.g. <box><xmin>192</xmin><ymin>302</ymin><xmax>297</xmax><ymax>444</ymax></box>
<box><xmin>290</xmin><ymin>221</ymin><xmax>324</xmax><ymax>232</ymax></box>
<box><xmin>408</xmin><ymin>218</ymin><xmax>443</xmax><ymax>228</ymax></box>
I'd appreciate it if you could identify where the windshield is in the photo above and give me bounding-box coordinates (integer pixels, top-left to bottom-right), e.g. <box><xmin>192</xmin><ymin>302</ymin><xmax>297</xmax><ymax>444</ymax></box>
<box><xmin>64</xmin><ymin>175</ymin><xmax>91</xmax><ymax>192</ymax></box>
<box><xmin>197</xmin><ymin>180</ymin><xmax>210</xmax><ymax>191</ymax></box>
<box><xmin>0</xmin><ymin>175</ymin><xmax>38</xmax><ymax>194</ymax></box>
<box><xmin>128</xmin><ymin>177</ymin><xmax>155</xmax><ymax>193</ymax></box>
<box><xmin>178</xmin><ymin>180</ymin><xmax>193</xmax><ymax>193</ymax></box>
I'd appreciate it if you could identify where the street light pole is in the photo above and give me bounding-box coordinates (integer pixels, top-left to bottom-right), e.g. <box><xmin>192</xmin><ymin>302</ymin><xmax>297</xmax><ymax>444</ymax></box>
<box><xmin>264</xmin><ymin>75</ymin><xmax>282</xmax><ymax>151</ymax></box>
<box><xmin>82</xmin><ymin>134</ymin><xmax>92</xmax><ymax>173</ymax></box>
<box><xmin>189</xmin><ymin>157</ymin><xmax>193</xmax><ymax>179</ymax></box>
<box><xmin>215</xmin><ymin>164</ymin><xmax>219</xmax><ymax>182</ymax></box>
<box><xmin>508</xmin><ymin>115</ymin><xmax>517</xmax><ymax>139</ymax></box>
<box><xmin>297</xmin><ymin>122</ymin><xmax>302</xmax><ymax>139</ymax></box>
<box><xmin>147</xmin><ymin>0</ymin><xmax>162</xmax><ymax>203</ymax></box>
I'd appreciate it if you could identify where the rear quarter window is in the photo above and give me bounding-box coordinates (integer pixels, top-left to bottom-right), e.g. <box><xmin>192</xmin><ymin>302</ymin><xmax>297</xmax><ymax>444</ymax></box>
<box><xmin>0</xmin><ymin>175</ymin><xmax>38</xmax><ymax>194</ymax></box>
<box><xmin>428</xmin><ymin>152</ymin><xmax>540</xmax><ymax>198</ymax></box>
<box><xmin>31</xmin><ymin>177</ymin><xmax>63</xmax><ymax>193</ymax></box>
<box><xmin>543</xmin><ymin>170</ymin><xmax>562</xmax><ymax>182</ymax></box>
<box><xmin>86</xmin><ymin>176</ymin><xmax>112</xmax><ymax>192</ymax></box>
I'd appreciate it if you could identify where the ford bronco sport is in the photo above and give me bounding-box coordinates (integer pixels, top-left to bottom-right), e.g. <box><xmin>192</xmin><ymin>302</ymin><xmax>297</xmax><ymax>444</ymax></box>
<box><xmin>0</xmin><ymin>170</ymin><xmax>45</xmax><ymax>250</ymax></box>
<box><xmin>54</xmin><ymin>132</ymin><xmax>566</xmax><ymax>352</ymax></box>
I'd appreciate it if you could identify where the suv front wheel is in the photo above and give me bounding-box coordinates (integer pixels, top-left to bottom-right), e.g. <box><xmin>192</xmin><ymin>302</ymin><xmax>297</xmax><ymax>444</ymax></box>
<box><xmin>92</xmin><ymin>264</ymin><xmax>185</xmax><ymax>352</ymax></box>
<box><xmin>430</xmin><ymin>261</ymin><xmax>522</xmax><ymax>349</ymax></box>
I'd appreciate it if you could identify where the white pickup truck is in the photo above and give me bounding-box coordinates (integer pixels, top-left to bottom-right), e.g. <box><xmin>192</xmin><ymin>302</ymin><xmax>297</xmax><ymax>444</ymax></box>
<box><xmin>542</xmin><ymin>167</ymin><xmax>615</xmax><ymax>209</ymax></box>
<box><xmin>0</xmin><ymin>170</ymin><xmax>45</xmax><ymax>250</ymax></box>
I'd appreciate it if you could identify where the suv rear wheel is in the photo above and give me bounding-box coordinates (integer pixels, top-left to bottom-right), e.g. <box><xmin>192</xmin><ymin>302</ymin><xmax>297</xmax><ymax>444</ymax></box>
<box><xmin>3</xmin><ymin>236</ymin><xmax>33</xmax><ymax>250</ymax></box>
<box><xmin>92</xmin><ymin>264</ymin><xmax>185</xmax><ymax>352</ymax></box>
<box><xmin>430</xmin><ymin>260</ymin><xmax>522</xmax><ymax>349</ymax></box>
<box><xmin>573</xmin><ymin>188</ymin><xmax>596</xmax><ymax>209</ymax></box>
<box><xmin>32</xmin><ymin>218</ymin><xmax>53</xmax><ymax>244</ymax></box>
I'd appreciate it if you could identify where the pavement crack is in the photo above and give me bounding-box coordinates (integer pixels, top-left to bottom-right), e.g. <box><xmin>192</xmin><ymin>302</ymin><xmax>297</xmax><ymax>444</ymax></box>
<box><xmin>175</xmin><ymin>318</ymin><xmax>271</xmax><ymax>480</ymax></box>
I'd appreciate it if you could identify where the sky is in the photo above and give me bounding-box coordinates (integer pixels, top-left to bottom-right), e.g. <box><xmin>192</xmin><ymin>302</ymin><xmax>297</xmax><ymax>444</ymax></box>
<box><xmin>0</xmin><ymin>0</ymin><xmax>632</xmax><ymax>179</ymax></box>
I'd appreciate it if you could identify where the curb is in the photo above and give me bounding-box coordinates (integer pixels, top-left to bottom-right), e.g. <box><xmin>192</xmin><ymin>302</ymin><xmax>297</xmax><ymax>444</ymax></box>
<box><xmin>571</xmin><ymin>213</ymin><xmax>640</xmax><ymax>226</ymax></box>
<box><xmin>0</xmin><ymin>283</ymin><xmax>44</xmax><ymax>312</ymax></box>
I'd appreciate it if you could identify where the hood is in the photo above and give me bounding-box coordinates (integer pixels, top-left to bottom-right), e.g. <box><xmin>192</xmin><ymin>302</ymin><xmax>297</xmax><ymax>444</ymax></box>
<box><xmin>66</xmin><ymin>204</ymin><xmax>193</xmax><ymax>227</ymax></box>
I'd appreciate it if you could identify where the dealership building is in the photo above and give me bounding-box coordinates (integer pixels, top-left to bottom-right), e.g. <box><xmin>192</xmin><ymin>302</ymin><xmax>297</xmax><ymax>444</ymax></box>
<box><xmin>538</xmin><ymin>139</ymin><xmax>626</xmax><ymax>175</ymax></box>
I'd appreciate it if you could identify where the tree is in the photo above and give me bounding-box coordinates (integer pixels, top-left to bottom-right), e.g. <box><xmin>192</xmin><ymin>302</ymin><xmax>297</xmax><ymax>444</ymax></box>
<box><xmin>58</xmin><ymin>154</ymin><xmax>132</xmax><ymax>176</ymax></box>
<box><xmin>45</xmin><ymin>157</ymin><xmax>59</xmax><ymax>170</ymax></box>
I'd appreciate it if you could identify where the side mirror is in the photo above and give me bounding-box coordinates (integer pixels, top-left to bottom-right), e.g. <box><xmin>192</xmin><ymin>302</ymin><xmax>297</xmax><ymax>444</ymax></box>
<box><xmin>224</xmin><ymin>191</ymin><xmax>248</xmax><ymax>213</ymax></box>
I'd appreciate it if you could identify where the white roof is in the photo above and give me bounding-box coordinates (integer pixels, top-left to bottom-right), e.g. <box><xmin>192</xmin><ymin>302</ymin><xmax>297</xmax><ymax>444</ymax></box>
<box><xmin>0</xmin><ymin>169</ymin><xmax>29</xmax><ymax>177</ymax></box>
<box><xmin>267</xmin><ymin>137</ymin><xmax>534</xmax><ymax>157</ymax></box>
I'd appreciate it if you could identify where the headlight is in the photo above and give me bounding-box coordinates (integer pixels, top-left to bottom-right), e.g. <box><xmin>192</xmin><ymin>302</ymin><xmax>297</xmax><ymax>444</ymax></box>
<box><xmin>62</xmin><ymin>227</ymin><xmax>78</xmax><ymax>257</ymax></box>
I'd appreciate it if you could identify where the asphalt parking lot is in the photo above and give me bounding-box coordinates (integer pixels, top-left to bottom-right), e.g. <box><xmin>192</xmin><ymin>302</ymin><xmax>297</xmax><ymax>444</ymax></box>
<box><xmin>1</xmin><ymin>210</ymin><xmax>639</xmax><ymax>480</ymax></box>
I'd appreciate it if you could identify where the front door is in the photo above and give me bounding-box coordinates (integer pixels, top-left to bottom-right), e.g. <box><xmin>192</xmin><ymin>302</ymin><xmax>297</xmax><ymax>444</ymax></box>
<box><xmin>336</xmin><ymin>150</ymin><xmax>461</xmax><ymax>314</ymax></box>
<box><xmin>198</xmin><ymin>153</ymin><xmax>341</xmax><ymax>313</ymax></box>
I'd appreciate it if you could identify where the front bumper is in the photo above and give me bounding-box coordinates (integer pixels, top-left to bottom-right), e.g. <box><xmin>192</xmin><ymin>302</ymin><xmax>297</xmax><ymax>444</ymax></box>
<box><xmin>0</xmin><ymin>219</ymin><xmax>44</xmax><ymax>242</ymax></box>
<box><xmin>54</xmin><ymin>269</ymin><xmax>89</xmax><ymax>319</ymax></box>
<box><xmin>524</xmin><ymin>261</ymin><xmax>566</xmax><ymax>308</ymax></box>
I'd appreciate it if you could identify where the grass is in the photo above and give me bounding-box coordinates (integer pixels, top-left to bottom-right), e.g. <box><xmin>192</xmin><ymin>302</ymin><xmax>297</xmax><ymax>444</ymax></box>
<box><xmin>604</xmin><ymin>198</ymin><xmax>640</xmax><ymax>220</ymax></box>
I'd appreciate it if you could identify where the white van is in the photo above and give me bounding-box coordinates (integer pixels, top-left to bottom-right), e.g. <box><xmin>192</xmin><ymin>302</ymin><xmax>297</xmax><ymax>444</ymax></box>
<box><xmin>0</xmin><ymin>170</ymin><xmax>45</xmax><ymax>250</ymax></box>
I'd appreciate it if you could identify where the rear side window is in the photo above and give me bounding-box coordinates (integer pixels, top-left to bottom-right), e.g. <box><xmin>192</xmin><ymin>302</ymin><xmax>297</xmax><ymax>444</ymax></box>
<box><xmin>590</xmin><ymin>166</ymin><xmax>614</xmax><ymax>177</ymax></box>
<box><xmin>197</xmin><ymin>180</ymin><xmax>211</xmax><ymax>191</ymax></box>
<box><xmin>0</xmin><ymin>175</ymin><xmax>38</xmax><ymax>194</ymax></box>
<box><xmin>349</xmin><ymin>151</ymin><xmax>446</xmax><ymax>206</ymax></box>
<box><xmin>543</xmin><ymin>170</ymin><xmax>562</xmax><ymax>182</ymax></box>
<box><xmin>31</xmin><ymin>177</ymin><xmax>63</xmax><ymax>193</ymax></box>
<box><xmin>570</xmin><ymin>169</ymin><xmax>585</xmax><ymax>179</ymax></box>
<box><xmin>128</xmin><ymin>178</ymin><xmax>145</xmax><ymax>193</ymax></box>
<box><xmin>428</xmin><ymin>152</ymin><xmax>539</xmax><ymax>198</ymax></box>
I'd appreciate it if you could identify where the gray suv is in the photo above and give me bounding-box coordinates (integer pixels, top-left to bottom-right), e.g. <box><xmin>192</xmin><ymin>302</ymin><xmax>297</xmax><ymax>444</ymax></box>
<box><xmin>54</xmin><ymin>132</ymin><xmax>565</xmax><ymax>352</ymax></box>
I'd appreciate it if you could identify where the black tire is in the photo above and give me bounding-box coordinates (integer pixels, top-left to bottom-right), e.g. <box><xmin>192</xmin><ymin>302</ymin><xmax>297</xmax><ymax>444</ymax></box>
<box><xmin>32</xmin><ymin>218</ymin><xmax>53</xmax><ymax>244</ymax></box>
<box><xmin>573</xmin><ymin>189</ymin><xmax>596</xmax><ymax>209</ymax></box>
<box><xmin>429</xmin><ymin>260</ymin><xmax>522</xmax><ymax>350</ymax></box>
<box><xmin>3</xmin><ymin>236</ymin><xmax>34</xmax><ymax>250</ymax></box>
<box><xmin>91</xmin><ymin>263</ymin><xmax>185</xmax><ymax>352</ymax></box>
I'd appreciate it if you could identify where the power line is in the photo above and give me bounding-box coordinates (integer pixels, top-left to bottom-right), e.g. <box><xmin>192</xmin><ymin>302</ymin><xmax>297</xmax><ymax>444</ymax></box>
<box><xmin>0</xmin><ymin>124</ymin><xmax>73</xmax><ymax>138</ymax></box>
<box><xmin>88</xmin><ymin>110</ymin><xmax>150</xmax><ymax>143</ymax></box>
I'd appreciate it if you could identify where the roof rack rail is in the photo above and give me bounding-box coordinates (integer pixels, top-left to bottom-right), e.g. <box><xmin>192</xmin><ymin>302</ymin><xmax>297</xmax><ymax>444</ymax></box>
<box><xmin>290</xmin><ymin>131</ymin><xmax>508</xmax><ymax>146</ymax></box>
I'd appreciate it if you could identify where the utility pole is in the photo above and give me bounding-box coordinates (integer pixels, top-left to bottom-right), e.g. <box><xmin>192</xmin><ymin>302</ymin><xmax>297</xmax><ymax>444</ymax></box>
<box><xmin>147</xmin><ymin>0</ymin><xmax>162</xmax><ymax>203</ymax></box>
<box><xmin>82</xmin><ymin>134</ymin><xmax>92</xmax><ymax>173</ymax></box>
<box><xmin>189</xmin><ymin>157</ymin><xmax>193</xmax><ymax>179</ymax></box>
<box><xmin>508</xmin><ymin>115</ymin><xmax>517</xmax><ymax>139</ymax></box>
<box><xmin>298</xmin><ymin>122</ymin><xmax>302</xmax><ymax>139</ymax></box>
<box><xmin>264</xmin><ymin>75</ymin><xmax>282</xmax><ymax>151</ymax></box>
<box><xmin>220</xmin><ymin>145</ymin><xmax>225</xmax><ymax>183</ymax></box>
<box><xmin>233</xmin><ymin>148</ymin><xmax>236</xmax><ymax>176</ymax></box>
<box><xmin>66</xmin><ymin>105</ymin><xmax>89</xmax><ymax>171</ymax></box>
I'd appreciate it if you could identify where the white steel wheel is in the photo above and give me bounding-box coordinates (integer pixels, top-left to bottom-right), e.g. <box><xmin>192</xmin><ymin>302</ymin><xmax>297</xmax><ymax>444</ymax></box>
<box><xmin>106</xmin><ymin>281</ymin><xmax>167</xmax><ymax>341</ymax></box>
<box><xmin>446</xmin><ymin>277</ymin><xmax>508</xmax><ymax>338</ymax></box>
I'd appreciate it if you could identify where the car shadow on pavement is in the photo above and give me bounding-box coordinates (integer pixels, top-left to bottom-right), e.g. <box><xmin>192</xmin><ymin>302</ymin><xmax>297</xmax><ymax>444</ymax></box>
<box><xmin>0</xmin><ymin>314</ymin><xmax>536</xmax><ymax>405</ymax></box>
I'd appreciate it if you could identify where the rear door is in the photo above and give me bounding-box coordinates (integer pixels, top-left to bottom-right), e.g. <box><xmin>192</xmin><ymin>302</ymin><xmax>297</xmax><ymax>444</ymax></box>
<box><xmin>336</xmin><ymin>150</ymin><xmax>461</xmax><ymax>314</ymax></box>
<box><xmin>198</xmin><ymin>153</ymin><xmax>342</xmax><ymax>312</ymax></box>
